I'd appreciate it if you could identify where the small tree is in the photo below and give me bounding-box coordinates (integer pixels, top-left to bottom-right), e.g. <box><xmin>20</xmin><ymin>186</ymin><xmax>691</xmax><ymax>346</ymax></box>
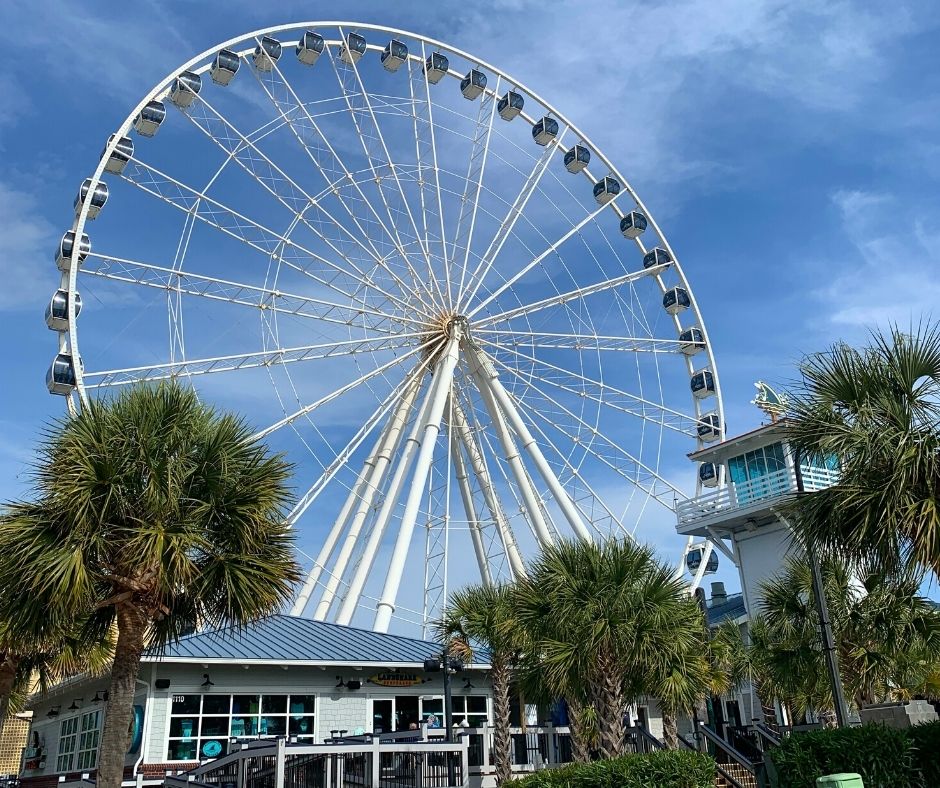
<box><xmin>0</xmin><ymin>383</ymin><xmax>301</xmax><ymax>788</ymax></box>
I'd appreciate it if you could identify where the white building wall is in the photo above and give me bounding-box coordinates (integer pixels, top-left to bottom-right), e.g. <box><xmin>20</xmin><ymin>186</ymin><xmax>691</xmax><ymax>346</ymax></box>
<box><xmin>316</xmin><ymin>694</ymin><xmax>369</xmax><ymax>737</ymax></box>
<box><xmin>733</xmin><ymin>521</ymin><xmax>800</xmax><ymax>614</ymax></box>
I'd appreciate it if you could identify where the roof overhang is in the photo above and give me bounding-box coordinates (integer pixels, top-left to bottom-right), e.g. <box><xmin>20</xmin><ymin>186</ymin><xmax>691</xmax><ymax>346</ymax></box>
<box><xmin>142</xmin><ymin>657</ymin><xmax>492</xmax><ymax>670</ymax></box>
<box><xmin>688</xmin><ymin>420</ymin><xmax>789</xmax><ymax>462</ymax></box>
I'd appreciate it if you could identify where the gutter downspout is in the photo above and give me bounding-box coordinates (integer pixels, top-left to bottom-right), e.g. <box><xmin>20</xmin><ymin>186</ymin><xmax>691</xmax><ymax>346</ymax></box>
<box><xmin>132</xmin><ymin>668</ymin><xmax>153</xmax><ymax>781</ymax></box>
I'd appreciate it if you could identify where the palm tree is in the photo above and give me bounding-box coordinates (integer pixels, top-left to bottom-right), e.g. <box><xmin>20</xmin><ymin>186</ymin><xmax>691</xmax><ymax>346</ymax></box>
<box><xmin>0</xmin><ymin>383</ymin><xmax>301</xmax><ymax>788</ymax></box>
<box><xmin>786</xmin><ymin>322</ymin><xmax>940</xmax><ymax>576</ymax></box>
<box><xmin>437</xmin><ymin>584</ymin><xmax>519</xmax><ymax>785</ymax></box>
<box><xmin>512</xmin><ymin>538</ymin><xmax>706</xmax><ymax>758</ymax></box>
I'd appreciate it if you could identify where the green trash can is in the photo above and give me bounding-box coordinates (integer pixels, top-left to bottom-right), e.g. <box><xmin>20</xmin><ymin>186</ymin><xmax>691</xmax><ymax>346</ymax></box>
<box><xmin>816</xmin><ymin>775</ymin><xmax>864</xmax><ymax>787</ymax></box>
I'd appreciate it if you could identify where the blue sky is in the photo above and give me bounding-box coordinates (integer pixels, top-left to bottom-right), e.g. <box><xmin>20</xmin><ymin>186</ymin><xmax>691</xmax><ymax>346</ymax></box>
<box><xmin>1</xmin><ymin>1</ymin><xmax>939</xmax><ymax>624</ymax></box>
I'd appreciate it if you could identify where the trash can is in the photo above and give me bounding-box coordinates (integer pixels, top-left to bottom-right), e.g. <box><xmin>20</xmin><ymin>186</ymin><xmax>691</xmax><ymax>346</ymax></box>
<box><xmin>816</xmin><ymin>775</ymin><xmax>864</xmax><ymax>787</ymax></box>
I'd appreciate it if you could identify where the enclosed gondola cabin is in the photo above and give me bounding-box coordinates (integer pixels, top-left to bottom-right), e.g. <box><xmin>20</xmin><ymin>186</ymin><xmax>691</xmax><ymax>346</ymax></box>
<box><xmin>643</xmin><ymin>247</ymin><xmax>672</xmax><ymax>269</ymax></box>
<box><xmin>133</xmin><ymin>100</ymin><xmax>166</xmax><ymax>137</ymax></box>
<box><xmin>424</xmin><ymin>52</ymin><xmax>449</xmax><ymax>84</ymax></box>
<box><xmin>45</xmin><ymin>289</ymin><xmax>82</xmax><ymax>331</ymax></box>
<box><xmin>678</xmin><ymin>327</ymin><xmax>706</xmax><ymax>356</ymax></box>
<box><xmin>253</xmin><ymin>37</ymin><xmax>282</xmax><ymax>71</ymax></box>
<box><xmin>460</xmin><ymin>69</ymin><xmax>487</xmax><ymax>100</ymax></box>
<box><xmin>698</xmin><ymin>462</ymin><xmax>719</xmax><ymax>488</ymax></box>
<box><xmin>381</xmin><ymin>39</ymin><xmax>408</xmax><ymax>71</ymax></box>
<box><xmin>697</xmin><ymin>412</ymin><xmax>722</xmax><ymax>442</ymax></box>
<box><xmin>101</xmin><ymin>135</ymin><xmax>133</xmax><ymax>175</ymax></box>
<box><xmin>663</xmin><ymin>287</ymin><xmax>690</xmax><ymax>316</ymax></box>
<box><xmin>691</xmin><ymin>369</ymin><xmax>716</xmax><ymax>399</ymax></box>
<box><xmin>563</xmin><ymin>144</ymin><xmax>590</xmax><ymax>173</ymax></box>
<box><xmin>341</xmin><ymin>32</ymin><xmax>367</xmax><ymax>65</ymax></box>
<box><xmin>55</xmin><ymin>231</ymin><xmax>91</xmax><ymax>271</ymax></box>
<box><xmin>686</xmin><ymin>548</ymin><xmax>719</xmax><ymax>575</ymax></box>
<box><xmin>593</xmin><ymin>176</ymin><xmax>621</xmax><ymax>205</ymax></box>
<box><xmin>296</xmin><ymin>31</ymin><xmax>325</xmax><ymax>65</ymax></box>
<box><xmin>620</xmin><ymin>211</ymin><xmax>647</xmax><ymax>239</ymax></box>
<box><xmin>211</xmin><ymin>48</ymin><xmax>240</xmax><ymax>85</ymax></box>
<box><xmin>497</xmin><ymin>91</ymin><xmax>523</xmax><ymax>120</ymax></box>
<box><xmin>46</xmin><ymin>354</ymin><xmax>76</xmax><ymax>395</ymax></box>
<box><xmin>74</xmin><ymin>179</ymin><xmax>108</xmax><ymax>220</ymax></box>
<box><xmin>532</xmin><ymin>116</ymin><xmax>559</xmax><ymax>146</ymax></box>
<box><xmin>169</xmin><ymin>71</ymin><xmax>202</xmax><ymax>108</ymax></box>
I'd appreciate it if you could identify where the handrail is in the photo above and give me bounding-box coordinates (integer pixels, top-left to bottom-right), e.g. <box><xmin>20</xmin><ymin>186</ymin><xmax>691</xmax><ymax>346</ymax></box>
<box><xmin>678</xmin><ymin>734</ymin><xmax>747</xmax><ymax>788</ymax></box>
<box><xmin>698</xmin><ymin>724</ymin><xmax>756</xmax><ymax>774</ymax></box>
<box><xmin>752</xmin><ymin>722</ymin><xmax>782</xmax><ymax>748</ymax></box>
<box><xmin>626</xmin><ymin>725</ymin><xmax>664</xmax><ymax>751</ymax></box>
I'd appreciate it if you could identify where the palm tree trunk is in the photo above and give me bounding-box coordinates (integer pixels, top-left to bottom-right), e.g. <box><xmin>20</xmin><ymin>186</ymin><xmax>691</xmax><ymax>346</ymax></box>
<box><xmin>0</xmin><ymin>655</ymin><xmax>19</xmax><ymax>726</ymax></box>
<box><xmin>662</xmin><ymin>711</ymin><xmax>678</xmax><ymax>750</ymax></box>
<box><xmin>490</xmin><ymin>656</ymin><xmax>512</xmax><ymax>785</ymax></box>
<box><xmin>566</xmin><ymin>698</ymin><xmax>593</xmax><ymax>763</ymax></box>
<box><xmin>97</xmin><ymin>606</ymin><xmax>147</xmax><ymax>788</ymax></box>
<box><xmin>595</xmin><ymin>649</ymin><xmax>625</xmax><ymax>759</ymax></box>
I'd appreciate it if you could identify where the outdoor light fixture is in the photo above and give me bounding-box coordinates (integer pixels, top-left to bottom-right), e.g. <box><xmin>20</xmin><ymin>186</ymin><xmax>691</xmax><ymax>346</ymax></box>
<box><xmin>91</xmin><ymin>691</ymin><xmax>108</xmax><ymax>703</ymax></box>
<box><xmin>201</xmin><ymin>674</ymin><xmax>214</xmax><ymax>688</ymax></box>
<box><xmin>462</xmin><ymin>678</ymin><xmax>475</xmax><ymax>690</ymax></box>
<box><xmin>334</xmin><ymin>677</ymin><xmax>361</xmax><ymax>690</ymax></box>
<box><xmin>68</xmin><ymin>698</ymin><xmax>83</xmax><ymax>711</ymax></box>
<box><xmin>46</xmin><ymin>706</ymin><xmax>61</xmax><ymax>719</ymax></box>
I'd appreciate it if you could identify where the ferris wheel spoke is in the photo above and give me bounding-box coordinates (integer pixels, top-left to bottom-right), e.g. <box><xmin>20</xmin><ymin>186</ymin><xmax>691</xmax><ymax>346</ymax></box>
<box><xmin>457</xmin><ymin>124</ymin><xmax>569</xmax><ymax>312</ymax></box>
<box><xmin>480</xmin><ymin>339</ymin><xmax>700</xmax><ymax>438</ymax></box>
<box><xmin>119</xmin><ymin>157</ymin><xmax>421</xmax><ymax>318</ymax></box>
<box><xmin>330</xmin><ymin>30</ymin><xmax>445</xmax><ymax>312</ymax></box>
<box><xmin>474</xmin><ymin>262</ymin><xmax>671</xmax><ymax>328</ymax></box>
<box><xmin>450</xmin><ymin>426</ymin><xmax>494</xmax><ymax>587</ymax></box>
<box><xmin>81</xmin><ymin>253</ymin><xmax>422</xmax><ymax>334</ymax></box>
<box><xmin>178</xmin><ymin>91</ymin><xmax>423</xmax><ymax>312</ymax></box>
<box><xmin>475</xmin><ymin>329</ymin><xmax>688</xmax><ymax>354</ymax></box>
<box><xmin>84</xmin><ymin>334</ymin><xmax>421</xmax><ymax>390</ymax></box>
<box><xmin>467</xmin><ymin>188</ymin><xmax>632</xmax><ymax>319</ymax></box>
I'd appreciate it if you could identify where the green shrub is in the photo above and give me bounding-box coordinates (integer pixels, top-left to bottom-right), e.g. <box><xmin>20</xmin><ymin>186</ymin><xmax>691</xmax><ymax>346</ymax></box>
<box><xmin>511</xmin><ymin>749</ymin><xmax>715</xmax><ymax>788</ymax></box>
<box><xmin>768</xmin><ymin>723</ymin><xmax>917</xmax><ymax>788</ymax></box>
<box><xmin>908</xmin><ymin>720</ymin><xmax>940</xmax><ymax>787</ymax></box>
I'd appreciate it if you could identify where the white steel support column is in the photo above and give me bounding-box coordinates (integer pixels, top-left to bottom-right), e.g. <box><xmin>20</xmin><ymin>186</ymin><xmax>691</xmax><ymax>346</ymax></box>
<box><xmin>374</xmin><ymin>330</ymin><xmax>463</xmax><ymax>632</ymax></box>
<box><xmin>451</xmin><ymin>426</ymin><xmax>493</xmax><ymax>587</ymax></box>
<box><xmin>335</xmin><ymin>372</ymin><xmax>439</xmax><ymax>626</ymax></box>
<box><xmin>452</xmin><ymin>401</ymin><xmax>526</xmax><ymax>578</ymax></box>
<box><xmin>468</xmin><ymin>344</ymin><xmax>593</xmax><ymax>542</ymax></box>
<box><xmin>313</xmin><ymin>377</ymin><xmax>421</xmax><ymax>620</ymax></box>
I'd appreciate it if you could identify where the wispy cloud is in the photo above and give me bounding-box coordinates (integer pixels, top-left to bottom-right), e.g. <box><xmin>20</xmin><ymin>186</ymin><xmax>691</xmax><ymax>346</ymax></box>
<box><xmin>0</xmin><ymin>181</ymin><xmax>58</xmax><ymax>311</ymax></box>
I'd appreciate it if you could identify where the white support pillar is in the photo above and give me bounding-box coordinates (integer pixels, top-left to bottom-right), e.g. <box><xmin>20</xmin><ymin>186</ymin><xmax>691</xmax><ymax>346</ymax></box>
<box><xmin>336</xmin><ymin>372</ymin><xmax>438</xmax><ymax>626</ymax></box>
<box><xmin>451</xmin><ymin>425</ymin><xmax>493</xmax><ymax>587</ymax></box>
<box><xmin>468</xmin><ymin>344</ymin><xmax>593</xmax><ymax>542</ymax></box>
<box><xmin>374</xmin><ymin>331</ymin><xmax>462</xmax><ymax>632</ymax></box>
<box><xmin>690</xmin><ymin>541</ymin><xmax>714</xmax><ymax>592</ymax></box>
<box><xmin>313</xmin><ymin>377</ymin><xmax>421</xmax><ymax>619</ymax></box>
<box><xmin>452</xmin><ymin>401</ymin><xmax>526</xmax><ymax>578</ymax></box>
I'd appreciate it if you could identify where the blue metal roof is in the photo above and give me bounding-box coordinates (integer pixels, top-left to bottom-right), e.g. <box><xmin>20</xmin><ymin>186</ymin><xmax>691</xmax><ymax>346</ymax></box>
<box><xmin>706</xmin><ymin>593</ymin><xmax>747</xmax><ymax>626</ymax></box>
<box><xmin>145</xmin><ymin>615</ymin><xmax>444</xmax><ymax>665</ymax></box>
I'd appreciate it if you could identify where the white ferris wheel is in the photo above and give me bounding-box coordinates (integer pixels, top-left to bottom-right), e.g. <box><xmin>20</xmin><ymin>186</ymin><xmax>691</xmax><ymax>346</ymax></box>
<box><xmin>48</xmin><ymin>22</ymin><xmax>728</xmax><ymax>634</ymax></box>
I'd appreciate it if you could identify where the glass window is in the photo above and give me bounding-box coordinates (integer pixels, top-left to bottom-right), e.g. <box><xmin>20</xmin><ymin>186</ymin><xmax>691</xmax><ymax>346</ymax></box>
<box><xmin>172</xmin><ymin>695</ymin><xmax>201</xmax><ymax>715</ymax></box>
<box><xmin>202</xmin><ymin>695</ymin><xmax>230</xmax><ymax>715</ymax></box>
<box><xmin>76</xmin><ymin>711</ymin><xmax>101</xmax><ymax>770</ymax></box>
<box><xmin>728</xmin><ymin>442</ymin><xmax>789</xmax><ymax>503</ymax></box>
<box><xmin>56</xmin><ymin>717</ymin><xmax>78</xmax><ymax>772</ymax></box>
<box><xmin>261</xmin><ymin>695</ymin><xmax>287</xmax><ymax>714</ymax></box>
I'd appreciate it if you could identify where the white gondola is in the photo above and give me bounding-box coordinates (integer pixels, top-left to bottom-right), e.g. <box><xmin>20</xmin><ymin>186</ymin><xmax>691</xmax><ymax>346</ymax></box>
<box><xmin>593</xmin><ymin>176</ymin><xmax>621</xmax><ymax>205</ymax></box>
<box><xmin>699</xmin><ymin>462</ymin><xmax>719</xmax><ymax>488</ymax></box>
<box><xmin>460</xmin><ymin>68</ymin><xmax>487</xmax><ymax>100</ymax></box>
<box><xmin>211</xmin><ymin>48</ymin><xmax>240</xmax><ymax>85</ymax></box>
<box><xmin>679</xmin><ymin>327</ymin><xmax>706</xmax><ymax>356</ymax></box>
<box><xmin>55</xmin><ymin>231</ymin><xmax>91</xmax><ymax>272</ymax></box>
<box><xmin>133</xmin><ymin>100</ymin><xmax>166</xmax><ymax>137</ymax></box>
<box><xmin>532</xmin><ymin>116</ymin><xmax>558</xmax><ymax>146</ymax></box>
<box><xmin>620</xmin><ymin>211</ymin><xmax>647</xmax><ymax>239</ymax></box>
<box><xmin>643</xmin><ymin>247</ymin><xmax>672</xmax><ymax>269</ymax></box>
<box><xmin>497</xmin><ymin>91</ymin><xmax>523</xmax><ymax>120</ymax></box>
<box><xmin>686</xmin><ymin>548</ymin><xmax>719</xmax><ymax>574</ymax></box>
<box><xmin>381</xmin><ymin>39</ymin><xmax>408</xmax><ymax>71</ymax></box>
<box><xmin>341</xmin><ymin>32</ymin><xmax>367</xmax><ymax>65</ymax></box>
<box><xmin>691</xmin><ymin>369</ymin><xmax>716</xmax><ymax>399</ymax></box>
<box><xmin>74</xmin><ymin>179</ymin><xmax>108</xmax><ymax>220</ymax></box>
<box><xmin>662</xmin><ymin>287</ymin><xmax>690</xmax><ymax>316</ymax></box>
<box><xmin>45</xmin><ymin>289</ymin><xmax>82</xmax><ymax>331</ymax></box>
<box><xmin>169</xmin><ymin>71</ymin><xmax>202</xmax><ymax>108</ymax></box>
<box><xmin>563</xmin><ymin>144</ymin><xmax>589</xmax><ymax>172</ymax></box>
<box><xmin>46</xmin><ymin>353</ymin><xmax>77</xmax><ymax>395</ymax></box>
<box><xmin>253</xmin><ymin>36</ymin><xmax>282</xmax><ymax>71</ymax></box>
<box><xmin>101</xmin><ymin>134</ymin><xmax>133</xmax><ymax>175</ymax></box>
<box><xmin>697</xmin><ymin>412</ymin><xmax>722</xmax><ymax>442</ymax></box>
<box><xmin>296</xmin><ymin>31</ymin><xmax>325</xmax><ymax>65</ymax></box>
<box><xmin>424</xmin><ymin>52</ymin><xmax>449</xmax><ymax>84</ymax></box>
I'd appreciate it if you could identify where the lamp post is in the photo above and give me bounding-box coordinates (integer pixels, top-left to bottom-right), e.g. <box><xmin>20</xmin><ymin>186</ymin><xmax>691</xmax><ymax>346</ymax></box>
<box><xmin>424</xmin><ymin>652</ymin><xmax>464</xmax><ymax>742</ymax></box>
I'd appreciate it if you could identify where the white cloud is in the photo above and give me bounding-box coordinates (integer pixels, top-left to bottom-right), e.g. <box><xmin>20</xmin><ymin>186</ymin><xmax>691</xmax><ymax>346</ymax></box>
<box><xmin>0</xmin><ymin>181</ymin><xmax>58</xmax><ymax>311</ymax></box>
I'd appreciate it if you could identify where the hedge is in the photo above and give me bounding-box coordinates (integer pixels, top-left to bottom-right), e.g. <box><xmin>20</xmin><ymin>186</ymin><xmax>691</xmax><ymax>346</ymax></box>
<box><xmin>510</xmin><ymin>749</ymin><xmax>715</xmax><ymax>788</ymax></box>
<box><xmin>767</xmin><ymin>720</ymin><xmax>940</xmax><ymax>788</ymax></box>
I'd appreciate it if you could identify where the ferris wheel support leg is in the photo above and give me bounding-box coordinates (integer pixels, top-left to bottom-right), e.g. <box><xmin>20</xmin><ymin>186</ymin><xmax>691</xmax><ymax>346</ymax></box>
<box><xmin>452</xmin><ymin>400</ymin><xmax>526</xmax><ymax>579</ymax></box>
<box><xmin>450</xmin><ymin>426</ymin><xmax>493</xmax><ymax>587</ymax></box>
<box><xmin>467</xmin><ymin>344</ymin><xmax>593</xmax><ymax>543</ymax></box>
<box><xmin>335</xmin><ymin>369</ymin><xmax>439</xmax><ymax>627</ymax></box>
<box><xmin>374</xmin><ymin>333</ymin><xmax>462</xmax><ymax>633</ymax></box>
<box><xmin>312</xmin><ymin>377</ymin><xmax>422</xmax><ymax>620</ymax></box>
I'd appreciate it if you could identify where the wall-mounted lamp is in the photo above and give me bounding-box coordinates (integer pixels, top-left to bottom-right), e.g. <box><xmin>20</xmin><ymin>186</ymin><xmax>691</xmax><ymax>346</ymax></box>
<box><xmin>68</xmin><ymin>698</ymin><xmax>83</xmax><ymax>711</ymax></box>
<box><xmin>462</xmin><ymin>678</ymin><xmax>475</xmax><ymax>690</ymax></box>
<box><xmin>201</xmin><ymin>674</ymin><xmax>214</xmax><ymax>688</ymax></box>
<box><xmin>46</xmin><ymin>706</ymin><xmax>61</xmax><ymax>719</ymax></box>
<box><xmin>334</xmin><ymin>677</ymin><xmax>362</xmax><ymax>691</ymax></box>
<box><xmin>91</xmin><ymin>691</ymin><xmax>109</xmax><ymax>703</ymax></box>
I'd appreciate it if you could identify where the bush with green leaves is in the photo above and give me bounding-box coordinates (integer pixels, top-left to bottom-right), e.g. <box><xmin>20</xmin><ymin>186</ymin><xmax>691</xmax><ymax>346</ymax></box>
<box><xmin>510</xmin><ymin>750</ymin><xmax>715</xmax><ymax>788</ymax></box>
<box><xmin>908</xmin><ymin>721</ymin><xmax>940</xmax><ymax>787</ymax></box>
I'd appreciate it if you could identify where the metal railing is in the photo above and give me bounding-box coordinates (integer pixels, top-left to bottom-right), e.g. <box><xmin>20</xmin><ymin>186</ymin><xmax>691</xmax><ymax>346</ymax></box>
<box><xmin>676</xmin><ymin>464</ymin><xmax>838</xmax><ymax>524</ymax></box>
